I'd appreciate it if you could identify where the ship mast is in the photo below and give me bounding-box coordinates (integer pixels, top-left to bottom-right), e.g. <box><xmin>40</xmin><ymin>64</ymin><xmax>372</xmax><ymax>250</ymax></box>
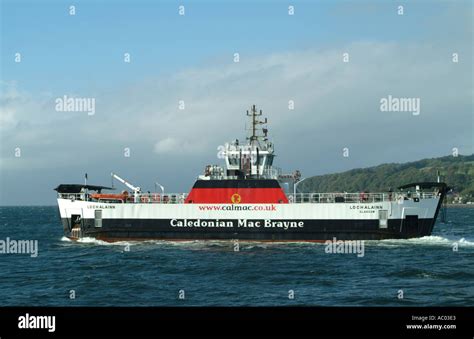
<box><xmin>246</xmin><ymin>104</ymin><xmax>268</xmax><ymax>147</ymax></box>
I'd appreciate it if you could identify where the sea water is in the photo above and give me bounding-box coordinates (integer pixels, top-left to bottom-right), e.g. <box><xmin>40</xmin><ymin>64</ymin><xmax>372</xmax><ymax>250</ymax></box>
<box><xmin>0</xmin><ymin>206</ymin><xmax>472</xmax><ymax>306</ymax></box>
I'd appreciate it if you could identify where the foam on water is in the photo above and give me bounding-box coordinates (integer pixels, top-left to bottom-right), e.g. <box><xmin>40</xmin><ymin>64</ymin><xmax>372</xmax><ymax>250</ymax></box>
<box><xmin>374</xmin><ymin>235</ymin><xmax>474</xmax><ymax>248</ymax></box>
<box><xmin>139</xmin><ymin>239</ymin><xmax>320</xmax><ymax>250</ymax></box>
<box><xmin>62</xmin><ymin>237</ymin><xmax>236</xmax><ymax>250</ymax></box>
<box><xmin>59</xmin><ymin>236</ymin><xmax>321</xmax><ymax>251</ymax></box>
<box><xmin>61</xmin><ymin>236</ymin><xmax>128</xmax><ymax>246</ymax></box>
<box><xmin>60</xmin><ymin>234</ymin><xmax>474</xmax><ymax>250</ymax></box>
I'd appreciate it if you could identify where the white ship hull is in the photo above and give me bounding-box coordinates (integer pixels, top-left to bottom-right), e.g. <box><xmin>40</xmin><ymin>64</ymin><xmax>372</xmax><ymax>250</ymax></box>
<box><xmin>57</xmin><ymin>193</ymin><xmax>444</xmax><ymax>241</ymax></box>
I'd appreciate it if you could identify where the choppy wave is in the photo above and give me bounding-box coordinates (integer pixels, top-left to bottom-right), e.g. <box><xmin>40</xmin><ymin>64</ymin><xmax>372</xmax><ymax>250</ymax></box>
<box><xmin>61</xmin><ymin>235</ymin><xmax>474</xmax><ymax>249</ymax></box>
<box><xmin>59</xmin><ymin>234</ymin><xmax>474</xmax><ymax>251</ymax></box>
<box><xmin>61</xmin><ymin>236</ymin><xmax>128</xmax><ymax>246</ymax></box>
<box><xmin>59</xmin><ymin>237</ymin><xmax>323</xmax><ymax>251</ymax></box>
<box><xmin>2</xmin><ymin>206</ymin><xmax>473</xmax><ymax>306</ymax></box>
<box><xmin>78</xmin><ymin>237</ymin><xmax>125</xmax><ymax>246</ymax></box>
<box><xmin>374</xmin><ymin>235</ymin><xmax>474</xmax><ymax>248</ymax></box>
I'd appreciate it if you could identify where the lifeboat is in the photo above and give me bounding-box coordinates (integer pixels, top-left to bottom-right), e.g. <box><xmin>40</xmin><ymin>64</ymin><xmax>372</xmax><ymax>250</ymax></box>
<box><xmin>90</xmin><ymin>191</ymin><xmax>129</xmax><ymax>202</ymax></box>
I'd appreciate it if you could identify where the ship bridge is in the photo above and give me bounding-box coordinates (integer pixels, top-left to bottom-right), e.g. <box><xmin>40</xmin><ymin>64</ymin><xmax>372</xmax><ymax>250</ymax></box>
<box><xmin>200</xmin><ymin>105</ymin><xmax>279</xmax><ymax>181</ymax></box>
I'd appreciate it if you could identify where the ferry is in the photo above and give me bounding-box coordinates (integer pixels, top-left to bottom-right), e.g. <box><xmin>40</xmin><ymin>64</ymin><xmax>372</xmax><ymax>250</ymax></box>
<box><xmin>55</xmin><ymin>105</ymin><xmax>447</xmax><ymax>241</ymax></box>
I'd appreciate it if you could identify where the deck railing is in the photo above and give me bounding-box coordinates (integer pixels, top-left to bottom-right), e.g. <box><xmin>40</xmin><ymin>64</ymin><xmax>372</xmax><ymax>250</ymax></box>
<box><xmin>57</xmin><ymin>193</ymin><xmax>188</xmax><ymax>203</ymax></box>
<box><xmin>287</xmin><ymin>192</ymin><xmax>436</xmax><ymax>204</ymax></box>
<box><xmin>58</xmin><ymin>191</ymin><xmax>438</xmax><ymax>204</ymax></box>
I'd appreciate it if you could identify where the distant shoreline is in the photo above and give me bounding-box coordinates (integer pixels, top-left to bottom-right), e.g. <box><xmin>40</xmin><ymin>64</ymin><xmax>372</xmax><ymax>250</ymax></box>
<box><xmin>445</xmin><ymin>204</ymin><xmax>474</xmax><ymax>209</ymax></box>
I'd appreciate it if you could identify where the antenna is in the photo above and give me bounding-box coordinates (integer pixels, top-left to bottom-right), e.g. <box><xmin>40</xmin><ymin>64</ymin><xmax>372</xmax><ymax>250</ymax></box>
<box><xmin>256</xmin><ymin>147</ymin><xmax>260</xmax><ymax>179</ymax></box>
<box><xmin>246</xmin><ymin>104</ymin><xmax>268</xmax><ymax>146</ymax></box>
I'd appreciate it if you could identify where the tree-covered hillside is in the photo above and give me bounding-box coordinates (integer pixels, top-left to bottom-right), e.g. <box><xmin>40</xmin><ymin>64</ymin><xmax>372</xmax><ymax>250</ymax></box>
<box><xmin>300</xmin><ymin>155</ymin><xmax>474</xmax><ymax>202</ymax></box>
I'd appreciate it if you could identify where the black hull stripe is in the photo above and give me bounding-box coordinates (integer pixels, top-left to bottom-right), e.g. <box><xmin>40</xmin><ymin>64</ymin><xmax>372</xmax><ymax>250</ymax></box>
<box><xmin>62</xmin><ymin>218</ymin><xmax>436</xmax><ymax>241</ymax></box>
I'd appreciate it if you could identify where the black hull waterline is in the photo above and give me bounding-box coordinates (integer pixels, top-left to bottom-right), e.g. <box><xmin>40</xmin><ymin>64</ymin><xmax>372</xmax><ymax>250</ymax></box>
<box><xmin>62</xmin><ymin>217</ymin><xmax>438</xmax><ymax>242</ymax></box>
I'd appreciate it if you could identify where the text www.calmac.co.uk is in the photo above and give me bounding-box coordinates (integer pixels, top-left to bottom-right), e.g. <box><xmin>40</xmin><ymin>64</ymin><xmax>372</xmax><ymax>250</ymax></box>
<box><xmin>198</xmin><ymin>205</ymin><xmax>277</xmax><ymax>211</ymax></box>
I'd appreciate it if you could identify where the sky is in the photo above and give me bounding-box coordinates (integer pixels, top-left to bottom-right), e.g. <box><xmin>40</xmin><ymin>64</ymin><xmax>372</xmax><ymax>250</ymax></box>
<box><xmin>0</xmin><ymin>0</ymin><xmax>473</xmax><ymax>205</ymax></box>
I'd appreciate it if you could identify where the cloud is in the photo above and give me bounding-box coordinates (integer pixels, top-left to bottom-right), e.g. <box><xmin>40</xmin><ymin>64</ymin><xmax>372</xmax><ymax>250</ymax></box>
<box><xmin>113</xmin><ymin>40</ymin><xmax>472</xmax><ymax>165</ymax></box>
<box><xmin>0</xmin><ymin>38</ymin><xmax>472</xmax><ymax>204</ymax></box>
<box><xmin>153</xmin><ymin>137</ymin><xmax>202</xmax><ymax>154</ymax></box>
<box><xmin>2</xmin><ymin>42</ymin><xmax>472</xmax><ymax>159</ymax></box>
